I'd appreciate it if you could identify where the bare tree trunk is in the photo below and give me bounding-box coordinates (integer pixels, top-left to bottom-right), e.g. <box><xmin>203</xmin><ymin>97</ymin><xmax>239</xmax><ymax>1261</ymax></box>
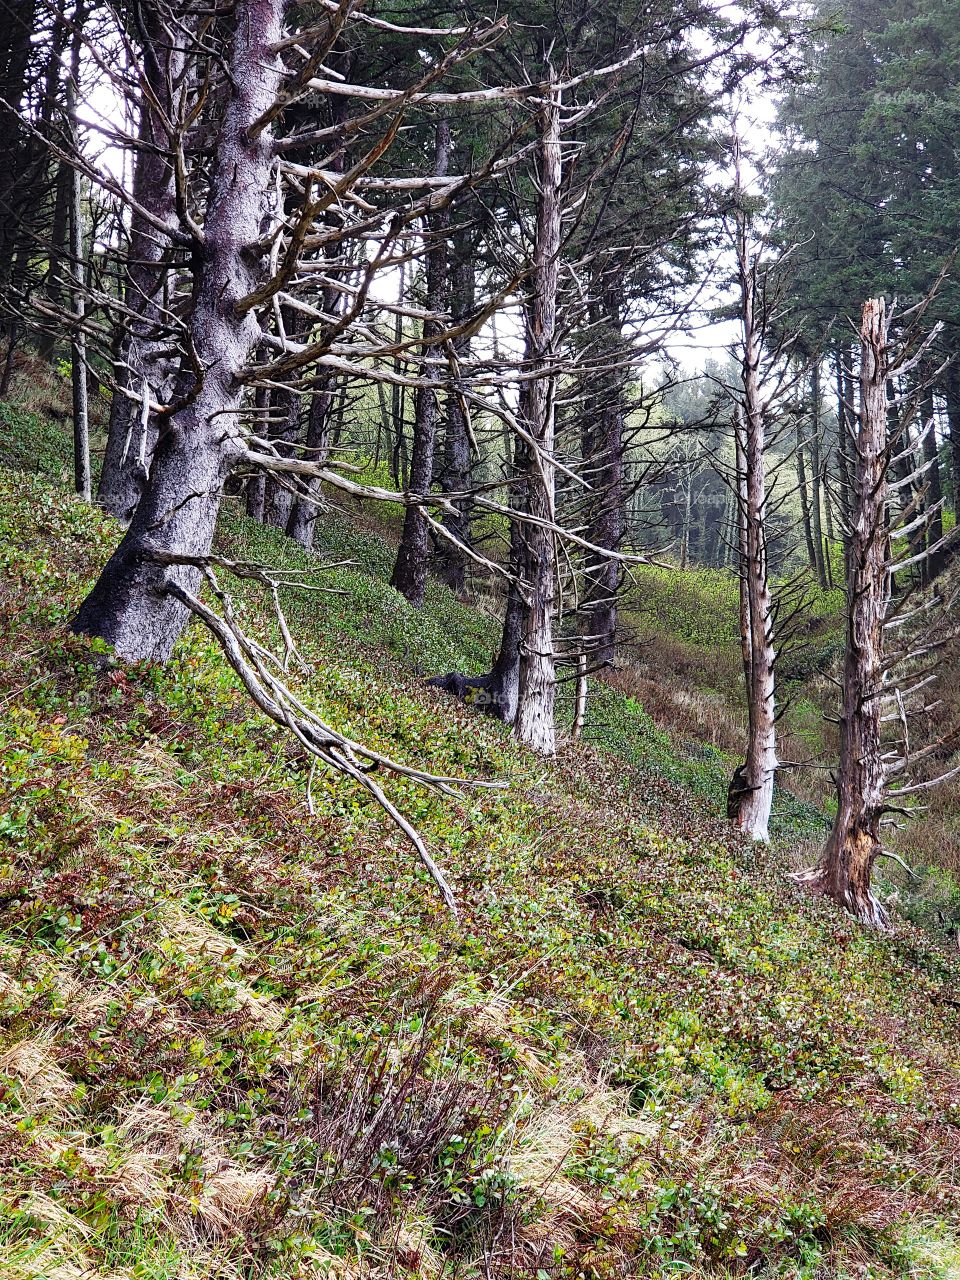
<box><xmin>73</xmin><ymin>0</ymin><xmax>284</xmax><ymax>661</ymax></box>
<box><xmin>286</xmin><ymin>379</ymin><xmax>334</xmax><ymax>547</ymax></box>
<box><xmin>69</xmin><ymin>163</ymin><xmax>89</xmax><ymax>500</ymax></box>
<box><xmin>797</xmin><ymin>299</ymin><xmax>891</xmax><ymax>929</ymax></box>
<box><xmin>823</xmin><ymin>459</ymin><xmax>836</xmax><ymax>587</ymax></box>
<box><xmin>285</xmin><ymin>102</ymin><xmax>347</xmax><ymax>550</ymax></box>
<box><xmin>835</xmin><ymin>343</ymin><xmax>855</xmax><ymax>574</ymax></box>
<box><xmin>262</xmin><ymin>381</ymin><xmax>299</xmax><ymax>530</ymax></box>
<box><xmin>734</xmin><ymin>411</ymin><xmax>751</xmax><ymax>688</ymax></box>
<box><xmin>98</xmin><ymin>4</ymin><xmax>185</xmax><ymax>524</ymax></box>
<box><xmin>810</xmin><ymin>361</ymin><xmax>827</xmax><ymax>586</ymax></box>
<box><xmin>581</xmin><ymin>283</ymin><xmax>625</xmax><ymax>667</ymax></box>
<box><xmin>36</xmin><ymin>7</ymin><xmax>70</xmax><ymax>365</ymax></box>
<box><xmin>38</xmin><ymin>161</ymin><xmax>70</xmax><ymax>363</ymax></box>
<box><xmin>0</xmin><ymin>0</ymin><xmax>38</xmax><ymax>310</ymax></box>
<box><xmin>432</xmin><ymin>234</ymin><xmax>475</xmax><ymax>593</ymax></box>
<box><xmin>728</xmin><ymin>201</ymin><xmax>776</xmax><ymax>841</ymax></box>
<box><xmin>67</xmin><ymin>5</ymin><xmax>89</xmax><ymax>501</ymax></box>
<box><xmin>390</xmin><ymin>261</ymin><xmax>408</xmax><ymax>486</ymax></box>
<box><xmin>572</xmin><ymin>652</ymin><xmax>588</xmax><ymax>740</ymax></box>
<box><xmin>919</xmin><ymin>373</ymin><xmax>944</xmax><ymax>582</ymax></box>
<box><xmin>796</xmin><ymin>423</ymin><xmax>817</xmax><ymax>576</ymax></box>
<box><xmin>581</xmin><ymin>391</ymin><xmax>624</xmax><ymax>664</ymax></box>
<box><xmin>428</xmin><ymin>461</ymin><xmax>525</xmax><ymax>723</ymax></box>
<box><xmin>488</xmin><ymin>512</ymin><xmax>526</xmax><ymax>724</ymax></box>
<box><xmin>514</xmin><ymin>92</ymin><xmax>561</xmax><ymax>756</ymax></box>
<box><xmin>945</xmin><ymin>363</ymin><xmax>960</xmax><ymax>520</ymax></box>
<box><xmin>391</xmin><ymin>120</ymin><xmax>451</xmax><ymax>606</ymax></box>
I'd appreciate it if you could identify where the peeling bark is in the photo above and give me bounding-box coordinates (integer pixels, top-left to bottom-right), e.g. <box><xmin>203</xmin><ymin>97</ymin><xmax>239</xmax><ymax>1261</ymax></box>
<box><xmin>797</xmin><ymin>299</ymin><xmax>892</xmax><ymax>929</ymax></box>
<box><xmin>728</xmin><ymin>207</ymin><xmax>777</xmax><ymax>842</ymax></box>
<box><xmin>514</xmin><ymin>92</ymin><xmax>562</xmax><ymax>756</ymax></box>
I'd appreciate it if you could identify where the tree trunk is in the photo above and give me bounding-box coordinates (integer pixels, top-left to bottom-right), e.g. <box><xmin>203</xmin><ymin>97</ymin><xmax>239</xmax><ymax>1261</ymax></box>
<box><xmin>835</xmin><ymin>343</ymin><xmax>855</xmax><ymax>574</ymax></box>
<box><xmin>391</xmin><ymin>120</ymin><xmax>450</xmax><ymax>606</ymax></box>
<box><xmin>514</xmin><ymin>93</ymin><xmax>561</xmax><ymax>756</ymax></box>
<box><xmin>432</xmin><ymin>234</ymin><xmax>475</xmax><ymax>593</ymax></box>
<box><xmin>810</xmin><ymin>361</ymin><xmax>827</xmax><ymax>586</ymax></box>
<box><xmin>286</xmin><ymin>379</ymin><xmax>334</xmax><ymax>547</ymax></box>
<box><xmin>67</xmin><ymin>7</ymin><xmax>89</xmax><ymax>500</ymax></box>
<box><xmin>69</xmin><ymin>165</ymin><xmax>89</xmax><ymax>500</ymax></box>
<box><xmin>0</xmin><ymin>0</ymin><xmax>38</xmax><ymax>309</ymax></box>
<box><xmin>262</xmin><ymin>383</ymin><xmax>300</xmax><ymax>530</ymax></box>
<box><xmin>572</xmin><ymin>653</ymin><xmax>588</xmax><ymax>740</ymax></box>
<box><xmin>728</xmin><ymin>207</ymin><xmax>776</xmax><ymax>842</ymax></box>
<box><xmin>945</xmin><ymin>363</ymin><xmax>960</xmax><ymax>520</ymax></box>
<box><xmin>98</xmin><ymin>4</ymin><xmax>185</xmax><ymax>524</ymax></box>
<box><xmin>285</xmin><ymin>100</ymin><xmax>346</xmax><ymax>550</ymax></box>
<box><xmin>73</xmin><ymin>0</ymin><xmax>284</xmax><ymax>660</ymax></box>
<box><xmin>797</xmin><ymin>299</ymin><xmax>892</xmax><ymax>929</ymax></box>
<box><xmin>36</xmin><ymin>8</ymin><xmax>71</xmax><ymax>364</ymax></box>
<box><xmin>390</xmin><ymin>261</ymin><xmax>408</xmax><ymax>486</ymax></box>
<box><xmin>427</xmin><ymin>452</ymin><xmax>526</xmax><ymax>724</ymax></box>
<box><xmin>38</xmin><ymin>160</ymin><xmax>71</xmax><ymax>363</ymax></box>
<box><xmin>919</xmin><ymin>373</ymin><xmax>944</xmax><ymax>582</ymax></box>
<box><xmin>581</xmin><ymin>285</ymin><xmax>625</xmax><ymax>667</ymax></box>
<box><xmin>796</xmin><ymin>421</ymin><xmax>817</xmax><ymax>575</ymax></box>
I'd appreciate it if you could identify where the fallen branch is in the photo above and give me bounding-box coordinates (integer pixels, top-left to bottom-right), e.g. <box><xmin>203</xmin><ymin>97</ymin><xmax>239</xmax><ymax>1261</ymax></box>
<box><xmin>165</xmin><ymin>566</ymin><xmax>506</xmax><ymax>916</ymax></box>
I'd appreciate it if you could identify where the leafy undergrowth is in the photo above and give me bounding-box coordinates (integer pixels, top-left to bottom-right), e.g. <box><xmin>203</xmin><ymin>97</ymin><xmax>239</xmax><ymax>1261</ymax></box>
<box><xmin>4</xmin><ymin>455</ymin><xmax>960</xmax><ymax>1277</ymax></box>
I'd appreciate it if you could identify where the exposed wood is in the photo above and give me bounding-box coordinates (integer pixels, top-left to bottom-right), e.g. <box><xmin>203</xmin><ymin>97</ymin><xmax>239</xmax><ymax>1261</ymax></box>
<box><xmin>727</xmin><ymin>188</ymin><xmax>777</xmax><ymax>842</ymax></box>
<box><xmin>515</xmin><ymin>89</ymin><xmax>562</xmax><ymax>756</ymax></box>
<box><xmin>796</xmin><ymin>299</ymin><xmax>892</xmax><ymax>929</ymax></box>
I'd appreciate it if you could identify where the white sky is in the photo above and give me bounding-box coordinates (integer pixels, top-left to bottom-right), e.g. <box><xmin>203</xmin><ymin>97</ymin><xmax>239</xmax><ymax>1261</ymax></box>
<box><xmin>78</xmin><ymin>24</ymin><xmax>782</xmax><ymax>379</ymax></box>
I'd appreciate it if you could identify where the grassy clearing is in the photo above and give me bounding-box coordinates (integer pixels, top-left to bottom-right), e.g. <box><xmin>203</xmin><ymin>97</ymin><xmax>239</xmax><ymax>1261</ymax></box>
<box><xmin>3</xmin><ymin>402</ymin><xmax>960</xmax><ymax>1276</ymax></box>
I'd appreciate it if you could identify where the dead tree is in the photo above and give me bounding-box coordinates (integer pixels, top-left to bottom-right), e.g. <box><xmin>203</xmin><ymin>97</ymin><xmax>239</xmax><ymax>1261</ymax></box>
<box><xmin>97</xmin><ymin>4</ymin><xmax>186</xmax><ymax>523</ymax></box>
<box><xmin>797</xmin><ymin>296</ymin><xmax>958</xmax><ymax>927</ymax></box>
<box><xmin>66</xmin><ymin>4</ymin><xmax>90</xmax><ymax>501</ymax></box>
<box><xmin>579</xmin><ymin>278</ymin><xmax>627</xmax><ymax>668</ymax></box>
<box><xmin>513</xmin><ymin>89</ymin><xmax>562</xmax><ymax>755</ymax></box>
<box><xmin>432</xmin><ymin>229</ymin><xmax>477</xmax><ymax>593</ymax></box>
<box><xmin>73</xmin><ymin>0</ymin><xmax>287</xmax><ymax>657</ymax></box>
<box><xmin>726</xmin><ymin>185</ymin><xmax>778</xmax><ymax>842</ymax></box>
<box><xmin>53</xmin><ymin>3</ymin><xmax>608</xmax><ymax>905</ymax></box>
<box><xmin>391</xmin><ymin>119</ymin><xmax>451</xmax><ymax>607</ymax></box>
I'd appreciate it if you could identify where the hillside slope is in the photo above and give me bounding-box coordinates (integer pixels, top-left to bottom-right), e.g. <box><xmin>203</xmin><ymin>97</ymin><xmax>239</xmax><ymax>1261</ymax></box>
<box><xmin>3</xmin><ymin>408</ymin><xmax>960</xmax><ymax>1279</ymax></box>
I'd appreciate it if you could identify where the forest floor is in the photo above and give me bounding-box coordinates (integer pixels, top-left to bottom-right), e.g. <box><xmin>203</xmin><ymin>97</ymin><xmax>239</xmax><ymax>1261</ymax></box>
<box><xmin>4</xmin><ymin>377</ymin><xmax>960</xmax><ymax>1278</ymax></box>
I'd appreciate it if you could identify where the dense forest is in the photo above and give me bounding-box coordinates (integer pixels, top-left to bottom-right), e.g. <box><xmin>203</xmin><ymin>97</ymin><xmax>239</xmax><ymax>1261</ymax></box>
<box><xmin>2</xmin><ymin>0</ymin><xmax>960</xmax><ymax>1276</ymax></box>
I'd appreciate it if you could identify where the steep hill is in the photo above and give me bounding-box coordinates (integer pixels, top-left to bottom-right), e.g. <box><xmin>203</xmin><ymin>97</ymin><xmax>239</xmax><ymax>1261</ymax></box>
<box><xmin>3</xmin><ymin>398</ymin><xmax>960</xmax><ymax>1279</ymax></box>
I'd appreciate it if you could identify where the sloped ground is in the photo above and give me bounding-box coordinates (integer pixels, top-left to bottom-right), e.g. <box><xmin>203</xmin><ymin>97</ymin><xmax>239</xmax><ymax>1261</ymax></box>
<box><xmin>3</xmin><ymin>407</ymin><xmax>960</xmax><ymax>1277</ymax></box>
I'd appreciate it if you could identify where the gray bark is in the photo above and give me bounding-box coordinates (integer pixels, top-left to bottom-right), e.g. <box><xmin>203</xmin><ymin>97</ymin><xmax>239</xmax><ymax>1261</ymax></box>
<box><xmin>98</xmin><ymin>4</ymin><xmax>185</xmax><ymax>524</ymax></box>
<box><xmin>945</xmin><ymin>363</ymin><xmax>960</xmax><ymax>520</ymax></box>
<box><xmin>391</xmin><ymin>120</ymin><xmax>451</xmax><ymax>607</ymax></box>
<box><xmin>581</xmin><ymin>285</ymin><xmax>625</xmax><ymax>668</ymax></box>
<box><xmin>797</xmin><ymin>299</ymin><xmax>892</xmax><ymax>928</ymax></box>
<box><xmin>432</xmin><ymin>234</ymin><xmax>476</xmax><ymax>593</ymax></box>
<box><xmin>73</xmin><ymin>0</ymin><xmax>284</xmax><ymax>660</ymax></box>
<box><xmin>514</xmin><ymin>93</ymin><xmax>562</xmax><ymax>756</ymax></box>
<box><xmin>286</xmin><ymin>379</ymin><xmax>335</xmax><ymax>548</ymax></box>
<box><xmin>919</xmin><ymin>373</ymin><xmax>944</xmax><ymax>582</ymax></box>
<box><xmin>67</xmin><ymin>7</ymin><xmax>89</xmax><ymax>500</ymax></box>
<box><xmin>809</xmin><ymin>362</ymin><xmax>827</xmax><ymax>586</ymax></box>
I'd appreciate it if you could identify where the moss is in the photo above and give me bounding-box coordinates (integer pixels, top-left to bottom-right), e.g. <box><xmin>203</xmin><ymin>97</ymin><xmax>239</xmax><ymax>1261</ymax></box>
<box><xmin>1</xmin><ymin>414</ymin><xmax>960</xmax><ymax>1277</ymax></box>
